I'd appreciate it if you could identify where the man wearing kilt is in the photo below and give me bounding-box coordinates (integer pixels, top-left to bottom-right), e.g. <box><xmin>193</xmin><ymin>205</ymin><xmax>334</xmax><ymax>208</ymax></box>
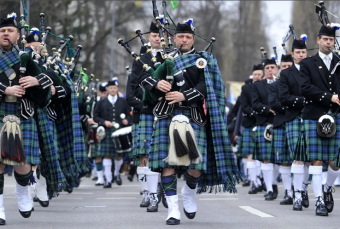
<box><xmin>93</xmin><ymin>79</ymin><xmax>132</xmax><ymax>188</ymax></box>
<box><xmin>268</xmin><ymin>54</ymin><xmax>293</xmax><ymax>205</ymax></box>
<box><xmin>239</xmin><ymin>64</ymin><xmax>263</xmax><ymax>194</ymax></box>
<box><xmin>299</xmin><ymin>25</ymin><xmax>340</xmax><ymax>216</ymax></box>
<box><xmin>136</xmin><ymin>22</ymin><xmax>171</xmax><ymax>211</ymax></box>
<box><xmin>252</xmin><ymin>58</ymin><xmax>278</xmax><ymax>200</ymax></box>
<box><xmin>279</xmin><ymin>38</ymin><xmax>310</xmax><ymax>211</ymax></box>
<box><xmin>147</xmin><ymin>20</ymin><xmax>241</xmax><ymax>225</ymax></box>
<box><xmin>0</xmin><ymin>14</ymin><xmax>53</xmax><ymax>223</ymax></box>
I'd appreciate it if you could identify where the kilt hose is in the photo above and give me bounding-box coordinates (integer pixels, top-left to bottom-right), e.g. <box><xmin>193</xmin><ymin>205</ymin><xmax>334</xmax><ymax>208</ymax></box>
<box><xmin>0</xmin><ymin>102</ymin><xmax>39</xmax><ymax>165</ymax></box>
<box><xmin>254</xmin><ymin>125</ymin><xmax>272</xmax><ymax>162</ymax></box>
<box><xmin>238</xmin><ymin>126</ymin><xmax>255</xmax><ymax>158</ymax></box>
<box><xmin>270</xmin><ymin>124</ymin><xmax>292</xmax><ymax>164</ymax></box>
<box><xmin>149</xmin><ymin>109</ymin><xmax>207</xmax><ymax>171</ymax></box>
<box><xmin>305</xmin><ymin>117</ymin><xmax>340</xmax><ymax>162</ymax></box>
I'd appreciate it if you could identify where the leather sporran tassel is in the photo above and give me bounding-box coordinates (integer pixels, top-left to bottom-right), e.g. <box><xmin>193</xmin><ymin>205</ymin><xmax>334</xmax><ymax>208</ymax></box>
<box><xmin>0</xmin><ymin>115</ymin><xmax>25</xmax><ymax>165</ymax></box>
<box><xmin>173</xmin><ymin>125</ymin><xmax>189</xmax><ymax>157</ymax></box>
<box><xmin>185</xmin><ymin>125</ymin><xmax>201</xmax><ymax>162</ymax></box>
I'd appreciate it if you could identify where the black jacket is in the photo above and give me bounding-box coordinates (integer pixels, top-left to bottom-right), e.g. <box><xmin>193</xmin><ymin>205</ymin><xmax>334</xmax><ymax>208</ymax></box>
<box><xmin>93</xmin><ymin>96</ymin><xmax>132</xmax><ymax>127</ymax></box>
<box><xmin>126</xmin><ymin>69</ymin><xmax>143</xmax><ymax>123</ymax></box>
<box><xmin>278</xmin><ymin>65</ymin><xmax>304</xmax><ymax>122</ymax></box>
<box><xmin>268</xmin><ymin>81</ymin><xmax>285</xmax><ymax>128</ymax></box>
<box><xmin>300</xmin><ymin>53</ymin><xmax>340</xmax><ymax>120</ymax></box>
<box><xmin>239</xmin><ymin>83</ymin><xmax>256</xmax><ymax>127</ymax></box>
<box><xmin>252</xmin><ymin>79</ymin><xmax>274</xmax><ymax>126</ymax></box>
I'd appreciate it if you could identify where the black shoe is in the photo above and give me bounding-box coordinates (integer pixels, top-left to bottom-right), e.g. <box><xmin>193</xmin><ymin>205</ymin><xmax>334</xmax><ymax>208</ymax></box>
<box><xmin>301</xmin><ymin>190</ymin><xmax>309</xmax><ymax>208</ymax></box>
<box><xmin>114</xmin><ymin>175</ymin><xmax>122</xmax><ymax>186</ymax></box>
<box><xmin>272</xmin><ymin>185</ymin><xmax>278</xmax><ymax>199</ymax></box>
<box><xmin>256</xmin><ymin>185</ymin><xmax>263</xmax><ymax>192</ymax></box>
<box><xmin>103</xmin><ymin>183</ymin><xmax>112</xmax><ymax>188</ymax></box>
<box><xmin>140</xmin><ymin>191</ymin><xmax>143</xmax><ymax>195</ymax></box>
<box><xmin>95</xmin><ymin>182</ymin><xmax>104</xmax><ymax>186</ymax></box>
<box><xmin>323</xmin><ymin>185</ymin><xmax>335</xmax><ymax>213</ymax></box>
<box><xmin>265</xmin><ymin>191</ymin><xmax>275</xmax><ymax>201</ymax></box>
<box><xmin>248</xmin><ymin>183</ymin><xmax>257</xmax><ymax>194</ymax></box>
<box><xmin>258</xmin><ymin>176</ymin><xmax>266</xmax><ymax>192</ymax></box>
<box><xmin>293</xmin><ymin>198</ymin><xmax>302</xmax><ymax>211</ymax></box>
<box><xmin>157</xmin><ymin>183</ymin><xmax>162</xmax><ymax>205</ymax></box>
<box><xmin>140</xmin><ymin>192</ymin><xmax>150</xmax><ymax>208</ymax></box>
<box><xmin>85</xmin><ymin>172</ymin><xmax>91</xmax><ymax>178</ymax></box>
<box><xmin>166</xmin><ymin>218</ymin><xmax>180</xmax><ymax>225</ymax></box>
<box><xmin>64</xmin><ymin>186</ymin><xmax>73</xmax><ymax>194</ymax></box>
<box><xmin>0</xmin><ymin>218</ymin><xmax>5</xmax><ymax>225</ymax></box>
<box><xmin>147</xmin><ymin>194</ymin><xmax>158</xmax><ymax>212</ymax></box>
<box><xmin>33</xmin><ymin>197</ymin><xmax>39</xmax><ymax>202</ymax></box>
<box><xmin>242</xmin><ymin>179</ymin><xmax>251</xmax><ymax>187</ymax></box>
<box><xmin>19</xmin><ymin>208</ymin><xmax>33</xmax><ymax>218</ymax></box>
<box><xmin>38</xmin><ymin>200</ymin><xmax>49</xmax><ymax>207</ymax></box>
<box><xmin>184</xmin><ymin>208</ymin><xmax>196</xmax><ymax>219</ymax></box>
<box><xmin>315</xmin><ymin>197</ymin><xmax>328</xmax><ymax>216</ymax></box>
<box><xmin>92</xmin><ymin>177</ymin><xmax>98</xmax><ymax>181</ymax></box>
<box><xmin>127</xmin><ymin>175</ymin><xmax>133</xmax><ymax>182</ymax></box>
<box><xmin>280</xmin><ymin>190</ymin><xmax>293</xmax><ymax>205</ymax></box>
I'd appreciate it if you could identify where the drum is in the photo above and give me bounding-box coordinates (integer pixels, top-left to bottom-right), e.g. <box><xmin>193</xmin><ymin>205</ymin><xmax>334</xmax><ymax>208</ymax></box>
<box><xmin>89</xmin><ymin>125</ymin><xmax>98</xmax><ymax>144</ymax></box>
<box><xmin>111</xmin><ymin>126</ymin><xmax>132</xmax><ymax>153</ymax></box>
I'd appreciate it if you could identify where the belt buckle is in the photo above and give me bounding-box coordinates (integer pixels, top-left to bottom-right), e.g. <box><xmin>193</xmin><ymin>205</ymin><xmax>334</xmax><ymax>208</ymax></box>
<box><xmin>5</xmin><ymin>95</ymin><xmax>17</xmax><ymax>103</ymax></box>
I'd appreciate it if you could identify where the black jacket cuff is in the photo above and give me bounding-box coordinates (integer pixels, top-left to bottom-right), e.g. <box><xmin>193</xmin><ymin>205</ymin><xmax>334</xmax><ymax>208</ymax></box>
<box><xmin>36</xmin><ymin>73</ymin><xmax>53</xmax><ymax>89</ymax></box>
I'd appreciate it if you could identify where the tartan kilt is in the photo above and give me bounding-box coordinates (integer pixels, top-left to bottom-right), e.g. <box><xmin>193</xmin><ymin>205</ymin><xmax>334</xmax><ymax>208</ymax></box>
<box><xmin>238</xmin><ymin>126</ymin><xmax>255</xmax><ymax>158</ymax></box>
<box><xmin>0</xmin><ymin>102</ymin><xmax>39</xmax><ymax>165</ymax></box>
<box><xmin>286</xmin><ymin>117</ymin><xmax>308</xmax><ymax>161</ymax></box>
<box><xmin>130</xmin><ymin>123</ymin><xmax>139</xmax><ymax>158</ymax></box>
<box><xmin>270</xmin><ymin>124</ymin><xmax>292</xmax><ymax>164</ymax></box>
<box><xmin>134</xmin><ymin>114</ymin><xmax>154</xmax><ymax>157</ymax></box>
<box><xmin>149</xmin><ymin>109</ymin><xmax>207</xmax><ymax>171</ymax></box>
<box><xmin>91</xmin><ymin>127</ymin><xmax>128</xmax><ymax>158</ymax></box>
<box><xmin>254</xmin><ymin>125</ymin><xmax>272</xmax><ymax>161</ymax></box>
<box><xmin>305</xmin><ymin>117</ymin><xmax>340</xmax><ymax>162</ymax></box>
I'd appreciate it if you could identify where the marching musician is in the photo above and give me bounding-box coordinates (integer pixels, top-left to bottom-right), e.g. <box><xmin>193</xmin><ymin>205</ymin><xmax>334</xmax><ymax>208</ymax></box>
<box><xmin>252</xmin><ymin>57</ymin><xmax>278</xmax><ymax>201</ymax></box>
<box><xmin>268</xmin><ymin>54</ymin><xmax>294</xmax><ymax>205</ymax></box>
<box><xmin>240</xmin><ymin>64</ymin><xmax>263</xmax><ymax>195</ymax></box>
<box><xmin>279</xmin><ymin>38</ymin><xmax>309</xmax><ymax>211</ymax></box>
<box><xmin>299</xmin><ymin>25</ymin><xmax>340</xmax><ymax>216</ymax></box>
<box><xmin>93</xmin><ymin>78</ymin><xmax>132</xmax><ymax>188</ymax></box>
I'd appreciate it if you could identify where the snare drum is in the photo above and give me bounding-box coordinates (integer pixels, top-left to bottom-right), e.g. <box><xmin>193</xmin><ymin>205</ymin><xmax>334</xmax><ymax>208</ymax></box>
<box><xmin>111</xmin><ymin>126</ymin><xmax>132</xmax><ymax>153</ymax></box>
<box><xmin>89</xmin><ymin>125</ymin><xmax>98</xmax><ymax>144</ymax></box>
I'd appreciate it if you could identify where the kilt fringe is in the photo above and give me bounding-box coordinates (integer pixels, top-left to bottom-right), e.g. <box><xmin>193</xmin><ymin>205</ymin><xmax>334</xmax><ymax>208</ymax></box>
<box><xmin>197</xmin><ymin>171</ymin><xmax>243</xmax><ymax>194</ymax></box>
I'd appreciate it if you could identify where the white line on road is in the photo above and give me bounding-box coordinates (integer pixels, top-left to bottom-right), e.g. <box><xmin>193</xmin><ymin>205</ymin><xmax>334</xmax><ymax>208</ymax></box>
<box><xmin>60</xmin><ymin>192</ymin><xmax>93</xmax><ymax>195</ymax></box>
<box><xmin>61</xmin><ymin>198</ymin><xmax>83</xmax><ymax>200</ymax></box>
<box><xmin>96</xmin><ymin>197</ymin><xmax>137</xmax><ymax>200</ymax></box>
<box><xmin>199</xmin><ymin>198</ymin><xmax>239</xmax><ymax>201</ymax></box>
<box><xmin>106</xmin><ymin>192</ymin><xmax>140</xmax><ymax>195</ymax></box>
<box><xmin>239</xmin><ymin>206</ymin><xmax>274</xmax><ymax>218</ymax></box>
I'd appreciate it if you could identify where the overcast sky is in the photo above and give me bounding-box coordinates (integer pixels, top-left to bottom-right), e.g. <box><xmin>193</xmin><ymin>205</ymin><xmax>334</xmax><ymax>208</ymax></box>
<box><xmin>265</xmin><ymin>1</ymin><xmax>293</xmax><ymax>58</ymax></box>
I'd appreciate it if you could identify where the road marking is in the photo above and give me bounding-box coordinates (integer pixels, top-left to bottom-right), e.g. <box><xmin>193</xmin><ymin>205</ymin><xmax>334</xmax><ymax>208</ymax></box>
<box><xmin>199</xmin><ymin>198</ymin><xmax>239</xmax><ymax>201</ymax></box>
<box><xmin>106</xmin><ymin>192</ymin><xmax>140</xmax><ymax>195</ymax></box>
<box><xmin>61</xmin><ymin>198</ymin><xmax>83</xmax><ymax>200</ymax></box>
<box><xmin>250</xmin><ymin>198</ymin><xmax>268</xmax><ymax>200</ymax></box>
<box><xmin>96</xmin><ymin>197</ymin><xmax>137</xmax><ymax>200</ymax></box>
<box><xmin>60</xmin><ymin>192</ymin><xmax>93</xmax><ymax>195</ymax></box>
<box><xmin>239</xmin><ymin>206</ymin><xmax>274</xmax><ymax>218</ymax></box>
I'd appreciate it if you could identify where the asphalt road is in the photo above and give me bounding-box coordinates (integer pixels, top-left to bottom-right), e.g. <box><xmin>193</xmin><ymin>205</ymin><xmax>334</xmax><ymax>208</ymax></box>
<box><xmin>2</xmin><ymin>174</ymin><xmax>340</xmax><ymax>229</ymax></box>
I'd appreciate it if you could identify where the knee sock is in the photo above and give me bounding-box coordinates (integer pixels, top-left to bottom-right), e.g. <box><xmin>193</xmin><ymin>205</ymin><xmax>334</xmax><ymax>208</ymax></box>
<box><xmin>309</xmin><ymin>166</ymin><xmax>323</xmax><ymax>205</ymax></box>
<box><xmin>0</xmin><ymin>173</ymin><xmax>3</xmax><ymax>195</ymax></box>
<box><xmin>324</xmin><ymin>166</ymin><xmax>340</xmax><ymax>191</ymax></box>
<box><xmin>261</xmin><ymin>163</ymin><xmax>273</xmax><ymax>193</ymax></box>
<box><xmin>322</xmin><ymin>171</ymin><xmax>327</xmax><ymax>185</ymax></box>
<box><xmin>137</xmin><ymin>167</ymin><xmax>148</xmax><ymax>193</ymax></box>
<box><xmin>280</xmin><ymin>166</ymin><xmax>292</xmax><ymax>197</ymax></box>
<box><xmin>93</xmin><ymin>159</ymin><xmax>98</xmax><ymax>177</ymax></box>
<box><xmin>272</xmin><ymin>164</ymin><xmax>280</xmax><ymax>185</ymax></box>
<box><xmin>184</xmin><ymin>172</ymin><xmax>201</xmax><ymax>189</ymax></box>
<box><xmin>95</xmin><ymin>162</ymin><xmax>103</xmax><ymax>172</ymax></box>
<box><xmin>247</xmin><ymin>161</ymin><xmax>257</xmax><ymax>183</ymax></box>
<box><xmin>14</xmin><ymin>170</ymin><xmax>32</xmax><ymax>187</ymax></box>
<box><xmin>302</xmin><ymin>164</ymin><xmax>309</xmax><ymax>191</ymax></box>
<box><xmin>146</xmin><ymin>170</ymin><xmax>159</xmax><ymax>197</ymax></box>
<box><xmin>114</xmin><ymin>159</ymin><xmax>123</xmax><ymax>176</ymax></box>
<box><xmin>103</xmin><ymin>159</ymin><xmax>112</xmax><ymax>184</ymax></box>
<box><xmin>242</xmin><ymin>158</ymin><xmax>248</xmax><ymax>178</ymax></box>
<box><xmin>161</xmin><ymin>174</ymin><xmax>177</xmax><ymax>196</ymax></box>
<box><xmin>256</xmin><ymin>160</ymin><xmax>262</xmax><ymax>186</ymax></box>
<box><xmin>291</xmin><ymin>164</ymin><xmax>304</xmax><ymax>200</ymax></box>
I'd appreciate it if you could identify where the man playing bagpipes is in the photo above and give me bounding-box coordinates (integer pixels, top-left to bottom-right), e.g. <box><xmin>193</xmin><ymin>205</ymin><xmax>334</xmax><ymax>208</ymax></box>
<box><xmin>133</xmin><ymin>22</ymin><xmax>170</xmax><ymax>212</ymax></box>
<box><xmin>93</xmin><ymin>78</ymin><xmax>132</xmax><ymax>188</ymax></box>
<box><xmin>143</xmin><ymin>19</ymin><xmax>241</xmax><ymax>225</ymax></box>
<box><xmin>268</xmin><ymin>53</ymin><xmax>294</xmax><ymax>205</ymax></box>
<box><xmin>299</xmin><ymin>25</ymin><xmax>340</xmax><ymax>216</ymax></box>
<box><xmin>0</xmin><ymin>13</ymin><xmax>54</xmax><ymax>224</ymax></box>
<box><xmin>279</xmin><ymin>36</ymin><xmax>310</xmax><ymax>212</ymax></box>
<box><xmin>252</xmin><ymin>57</ymin><xmax>278</xmax><ymax>201</ymax></box>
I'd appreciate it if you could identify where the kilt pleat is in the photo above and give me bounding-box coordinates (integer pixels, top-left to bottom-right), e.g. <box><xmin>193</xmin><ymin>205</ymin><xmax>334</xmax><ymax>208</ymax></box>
<box><xmin>254</xmin><ymin>125</ymin><xmax>272</xmax><ymax>161</ymax></box>
<box><xmin>286</xmin><ymin>117</ymin><xmax>308</xmax><ymax>161</ymax></box>
<box><xmin>270</xmin><ymin>124</ymin><xmax>292</xmax><ymax>164</ymax></box>
<box><xmin>238</xmin><ymin>126</ymin><xmax>255</xmax><ymax>157</ymax></box>
<box><xmin>149</xmin><ymin>109</ymin><xmax>207</xmax><ymax>171</ymax></box>
<box><xmin>134</xmin><ymin>114</ymin><xmax>154</xmax><ymax>157</ymax></box>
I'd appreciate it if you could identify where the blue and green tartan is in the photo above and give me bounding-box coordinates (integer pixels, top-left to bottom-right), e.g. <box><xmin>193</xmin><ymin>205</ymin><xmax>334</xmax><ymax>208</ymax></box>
<box><xmin>0</xmin><ymin>49</ymin><xmax>19</xmax><ymax>73</ymax></box>
<box><xmin>134</xmin><ymin>114</ymin><xmax>154</xmax><ymax>157</ymax></box>
<box><xmin>286</xmin><ymin>116</ymin><xmax>307</xmax><ymax>161</ymax></box>
<box><xmin>254</xmin><ymin>125</ymin><xmax>272</xmax><ymax>161</ymax></box>
<box><xmin>0</xmin><ymin>101</ymin><xmax>39</xmax><ymax>165</ymax></box>
<box><xmin>238</xmin><ymin>126</ymin><xmax>255</xmax><ymax>158</ymax></box>
<box><xmin>130</xmin><ymin>123</ymin><xmax>139</xmax><ymax>158</ymax></box>
<box><xmin>270</xmin><ymin>124</ymin><xmax>292</xmax><ymax>164</ymax></box>
<box><xmin>36</xmin><ymin>108</ymin><xmax>66</xmax><ymax>198</ymax></box>
<box><xmin>169</xmin><ymin>52</ymin><xmax>241</xmax><ymax>193</ymax></box>
<box><xmin>91</xmin><ymin>127</ymin><xmax>119</xmax><ymax>158</ymax></box>
<box><xmin>304</xmin><ymin>117</ymin><xmax>340</xmax><ymax>162</ymax></box>
<box><xmin>149</xmin><ymin>109</ymin><xmax>207</xmax><ymax>171</ymax></box>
